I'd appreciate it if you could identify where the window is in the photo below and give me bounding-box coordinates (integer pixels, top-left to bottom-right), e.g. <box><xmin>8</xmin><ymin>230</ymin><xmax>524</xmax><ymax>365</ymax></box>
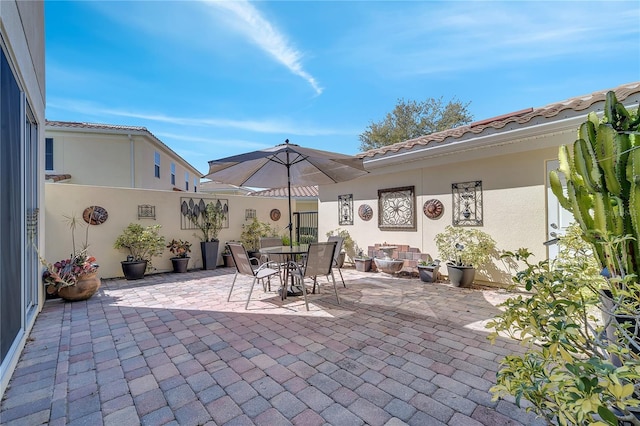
<box><xmin>154</xmin><ymin>152</ymin><xmax>160</xmax><ymax>178</ymax></box>
<box><xmin>45</xmin><ymin>138</ymin><xmax>54</xmax><ymax>171</ymax></box>
<box><xmin>170</xmin><ymin>162</ymin><xmax>176</xmax><ymax>185</ymax></box>
<box><xmin>193</xmin><ymin>177</ymin><xmax>198</xmax><ymax>193</ymax></box>
<box><xmin>185</xmin><ymin>172</ymin><xmax>189</xmax><ymax>190</ymax></box>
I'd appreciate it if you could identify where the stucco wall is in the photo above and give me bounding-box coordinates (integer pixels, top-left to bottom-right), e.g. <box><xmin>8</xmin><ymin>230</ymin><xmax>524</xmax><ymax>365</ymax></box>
<box><xmin>45</xmin><ymin>184</ymin><xmax>290</xmax><ymax>279</ymax></box>
<box><xmin>320</xmin><ymin>146</ymin><xmax>559</xmax><ymax>285</ymax></box>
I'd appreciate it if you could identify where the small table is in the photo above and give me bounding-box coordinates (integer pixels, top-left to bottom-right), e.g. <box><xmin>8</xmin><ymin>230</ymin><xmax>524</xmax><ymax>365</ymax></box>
<box><xmin>259</xmin><ymin>245</ymin><xmax>309</xmax><ymax>298</ymax></box>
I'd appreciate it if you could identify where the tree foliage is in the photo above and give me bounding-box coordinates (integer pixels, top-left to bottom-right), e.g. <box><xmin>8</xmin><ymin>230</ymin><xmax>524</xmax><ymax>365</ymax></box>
<box><xmin>359</xmin><ymin>96</ymin><xmax>473</xmax><ymax>151</ymax></box>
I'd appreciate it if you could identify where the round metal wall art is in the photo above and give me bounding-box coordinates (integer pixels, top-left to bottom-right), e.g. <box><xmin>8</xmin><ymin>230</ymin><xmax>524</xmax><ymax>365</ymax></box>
<box><xmin>270</xmin><ymin>208</ymin><xmax>281</xmax><ymax>221</ymax></box>
<box><xmin>423</xmin><ymin>199</ymin><xmax>444</xmax><ymax>220</ymax></box>
<box><xmin>83</xmin><ymin>206</ymin><xmax>108</xmax><ymax>225</ymax></box>
<box><xmin>358</xmin><ymin>204</ymin><xmax>373</xmax><ymax>221</ymax></box>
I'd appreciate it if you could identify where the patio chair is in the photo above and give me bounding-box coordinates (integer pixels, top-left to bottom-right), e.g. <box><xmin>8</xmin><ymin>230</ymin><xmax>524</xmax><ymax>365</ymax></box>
<box><xmin>327</xmin><ymin>236</ymin><xmax>345</xmax><ymax>287</ymax></box>
<box><xmin>227</xmin><ymin>242</ymin><xmax>282</xmax><ymax>309</ymax></box>
<box><xmin>259</xmin><ymin>237</ymin><xmax>287</xmax><ymax>287</ymax></box>
<box><xmin>289</xmin><ymin>241</ymin><xmax>339</xmax><ymax>311</ymax></box>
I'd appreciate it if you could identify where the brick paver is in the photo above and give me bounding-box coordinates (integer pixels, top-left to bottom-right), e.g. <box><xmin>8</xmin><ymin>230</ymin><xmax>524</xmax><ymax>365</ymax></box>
<box><xmin>0</xmin><ymin>268</ymin><xmax>545</xmax><ymax>425</ymax></box>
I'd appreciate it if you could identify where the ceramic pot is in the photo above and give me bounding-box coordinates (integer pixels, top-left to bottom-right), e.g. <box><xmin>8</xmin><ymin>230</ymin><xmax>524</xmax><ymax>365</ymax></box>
<box><xmin>171</xmin><ymin>257</ymin><xmax>190</xmax><ymax>273</ymax></box>
<box><xmin>121</xmin><ymin>260</ymin><xmax>147</xmax><ymax>280</ymax></box>
<box><xmin>447</xmin><ymin>264</ymin><xmax>475</xmax><ymax>287</ymax></box>
<box><xmin>57</xmin><ymin>272</ymin><xmax>101</xmax><ymax>301</ymax></box>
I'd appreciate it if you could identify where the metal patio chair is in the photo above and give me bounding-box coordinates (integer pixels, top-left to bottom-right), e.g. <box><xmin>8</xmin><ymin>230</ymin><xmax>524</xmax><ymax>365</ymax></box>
<box><xmin>289</xmin><ymin>241</ymin><xmax>339</xmax><ymax>311</ymax></box>
<box><xmin>227</xmin><ymin>242</ymin><xmax>281</xmax><ymax>309</ymax></box>
<box><xmin>327</xmin><ymin>236</ymin><xmax>345</xmax><ymax>287</ymax></box>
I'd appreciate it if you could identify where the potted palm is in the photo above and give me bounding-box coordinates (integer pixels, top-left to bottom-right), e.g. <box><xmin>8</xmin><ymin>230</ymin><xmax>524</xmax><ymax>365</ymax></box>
<box><xmin>434</xmin><ymin>225</ymin><xmax>496</xmax><ymax>287</ymax></box>
<box><xmin>114</xmin><ymin>223</ymin><xmax>166</xmax><ymax>279</ymax></box>
<box><xmin>189</xmin><ymin>202</ymin><xmax>225</xmax><ymax>270</ymax></box>
<box><xmin>166</xmin><ymin>239</ymin><xmax>191</xmax><ymax>273</ymax></box>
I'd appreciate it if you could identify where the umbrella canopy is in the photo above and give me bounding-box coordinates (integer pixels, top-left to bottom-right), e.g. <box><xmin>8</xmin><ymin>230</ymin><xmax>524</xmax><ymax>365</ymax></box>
<box><xmin>204</xmin><ymin>140</ymin><xmax>368</xmax><ymax>246</ymax></box>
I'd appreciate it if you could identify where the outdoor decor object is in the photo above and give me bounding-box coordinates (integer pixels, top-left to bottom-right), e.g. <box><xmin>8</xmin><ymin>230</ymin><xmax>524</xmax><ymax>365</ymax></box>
<box><xmin>378</xmin><ymin>186</ymin><xmax>416</xmax><ymax>231</ymax></box>
<box><xmin>270</xmin><ymin>209</ymin><xmax>281</xmax><ymax>221</ymax></box>
<box><xmin>358</xmin><ymin>204</ymin><xmax>373</xmax><ymax>221</ymax></box>
<box><xmin>338</xmin><ymin>194</ymin><xmax>353</xmax><ymax>225</ymax></box>
<box><xmin>452</xmin><ymin>181</ymin><xmax>483</xmax><ymax>226</ymax></box>
<box><xmin>82</xmin><ymin>205</ymin><xmax>108</xmax><ymax>225</ymax></box>
<box><xmin>204</xmin><ymin>139</ymin><xmax>368</xmax><ymax>247</ymax></box>
<box><xmin>423</xmin><ymin>199</ymin><xmax>444</xmax><ymax>220</ymax></box>
<box><xmin>373</xmin><ymin>245</ymin><xmax>404</xmax><ymax>274</ymax></box>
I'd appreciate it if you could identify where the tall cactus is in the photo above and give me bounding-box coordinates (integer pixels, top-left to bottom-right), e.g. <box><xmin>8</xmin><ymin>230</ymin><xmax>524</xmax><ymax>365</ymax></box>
<box><xmin>550</xmin><ymin>91</ymin><xmax>640</xmax><ymax>277</ymax></box>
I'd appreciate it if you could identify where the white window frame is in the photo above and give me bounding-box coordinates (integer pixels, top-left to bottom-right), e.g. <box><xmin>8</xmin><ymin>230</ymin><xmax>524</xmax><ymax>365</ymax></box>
<box><xmin>170</xmin><ymin>162</ymin><xmax>176</xmax><ymax>186</ymax></box>
<box><xmin>154</xmin><ymin>152</ymin><xmax>160</xmax><ymax>178</ymax></box>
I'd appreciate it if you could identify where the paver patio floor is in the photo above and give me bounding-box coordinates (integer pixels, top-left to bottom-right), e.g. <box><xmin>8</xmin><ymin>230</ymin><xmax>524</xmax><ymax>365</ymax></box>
<box><xmin>0</xmin><ymin>267</ymin><xmax>544</xmax><ymax>426</ymax></box>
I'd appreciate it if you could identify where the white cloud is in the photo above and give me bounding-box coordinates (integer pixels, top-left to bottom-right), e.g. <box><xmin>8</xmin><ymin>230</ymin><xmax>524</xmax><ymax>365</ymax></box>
<box><xmin>203</xmin><ymin>0</ymin><xmax>323</xmax><ymax>95</ymax></box>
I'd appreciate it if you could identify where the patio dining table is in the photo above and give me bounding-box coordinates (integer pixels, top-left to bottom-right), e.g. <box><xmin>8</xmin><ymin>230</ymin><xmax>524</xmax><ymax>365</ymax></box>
<box><xmin>260</xmin><ymin>244</ymin><xmax>308</xmax><ymax>298</ymax></box>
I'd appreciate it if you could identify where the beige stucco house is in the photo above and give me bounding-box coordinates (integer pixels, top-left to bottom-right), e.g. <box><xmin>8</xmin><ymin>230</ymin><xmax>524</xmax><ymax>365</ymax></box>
<box><xmin>319</xmin><ymin>82</ymin><xmax>640</xmax><ymax>285</ymax></box>
<box><xmin>45</xmin><ymin>121</ymin><xmax>201</xmax><ymax>191</ymax></box>
<box><xmin>1</xmin><ymin>0</ymin><xmax>46</xmax><ymax>399</ymax></box>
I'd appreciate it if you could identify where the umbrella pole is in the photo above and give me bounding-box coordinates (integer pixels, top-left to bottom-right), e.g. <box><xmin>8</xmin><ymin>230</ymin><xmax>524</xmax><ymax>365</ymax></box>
<box><xmin>287</xmin><ymin>160</ymin><xmax>293</xmax><ymax>248</ymax></box>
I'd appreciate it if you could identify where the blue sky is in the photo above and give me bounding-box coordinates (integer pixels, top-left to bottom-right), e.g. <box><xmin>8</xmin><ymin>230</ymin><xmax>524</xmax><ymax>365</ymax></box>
<box><xmin>45</xmin><ymin>1</ymin><xmax>640</xmax><ymax>175</ymax></box>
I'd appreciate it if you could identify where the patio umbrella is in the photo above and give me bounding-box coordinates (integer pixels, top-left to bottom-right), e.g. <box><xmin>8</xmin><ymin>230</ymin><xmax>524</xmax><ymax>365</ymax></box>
<box><xmin>204</xmin><ymin>139</ymin><xmax>368</xmax><ymax>247</ymax></box>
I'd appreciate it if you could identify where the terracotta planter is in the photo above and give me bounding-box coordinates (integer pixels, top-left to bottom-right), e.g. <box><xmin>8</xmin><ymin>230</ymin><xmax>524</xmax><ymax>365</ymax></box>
<box><xmin>57</xmin><ymin>272</ymin><xmax>101</xmax><ymax>301</ymax></box>
<box><xmin>446</xmin><ymin>264</ymin><xmax>475</xmax><ymax>287</ymax></box>
<box><xmin>171</xmin><ymin>257</ymin><xmax>190</xmax><ymax>273</ymax></box>
<box><xmin>222</xmin><ymin>254</ymin><xmax>235</xmax><ymax>268</ymax></box>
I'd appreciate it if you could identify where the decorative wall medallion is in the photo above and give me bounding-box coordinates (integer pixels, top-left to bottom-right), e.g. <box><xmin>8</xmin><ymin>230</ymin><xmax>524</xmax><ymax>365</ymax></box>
<box><xmin>358</xmin><ymin>204</ymin><xmax>373</xmax><ymax>221</ymax></box>
<box><xmin>270</xmin><ymin>209</ymin><xmax>281</xmax><ymax>221</ymax></box>
<box><xmin>423</xmin><ymin>199</ymin><xmax>444</xmax><ymax>219</ymax></box>
<box><xmin>83</xmin><ymin>206</ymin><xmax>108</xmax><ymax>225</ymax></box>
<box><xmin>378</xmin><ymin>186</ymin><xmax>416</xmax><ymax>231</ymax></box>
<box><xmin>338</xmin><ymin>194</ymin><xmax>353</xmax><ymax>225</ymax></box>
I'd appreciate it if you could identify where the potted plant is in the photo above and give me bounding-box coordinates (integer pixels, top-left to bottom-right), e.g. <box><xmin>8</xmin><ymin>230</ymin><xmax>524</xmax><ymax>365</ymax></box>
<box><xmin>434</xmin><ymin>225</ymin><xmax>496</xmax><ymax>287</ymax></box>
<box><xmin>326</xmin><ymin>228</ymin><xmax>355</xmax><ymax>266</ymax></box>
<box><xmin>240</xmin><ymin>217</ymin><xmax>274</xmax><ymax>258</ymax></box>
<box><xmin>353</xmin><ymin>246</ymin><xmax>372</xmax><ymax>272</ymax></box>
<box><xmin>417</xmin><ymin>259</ymin><xmax>440</xmax><ymax>283</ymax></box>
<box><xmin>189</xmin><ymin>202</ymin><xmax>225</xmax><ymax>270</ymax></box>
<box><xmin>221</xmin><ymin>244</ymin><xmax>235</xmax><ymax>268</ymax></box>
<box><xmin>114</xmin><ymin>223</ymin><xmax>165</xmax><ymax>280</ymax></box>
<box><xmin>39</xmin><ymin>211</ymin><xmax>100</xmax><ymax>301</ymax></box>
<box><xmin>166</xmin><ymin>239</ymin><xmax>191</xmax><ymax>273</ymax></box>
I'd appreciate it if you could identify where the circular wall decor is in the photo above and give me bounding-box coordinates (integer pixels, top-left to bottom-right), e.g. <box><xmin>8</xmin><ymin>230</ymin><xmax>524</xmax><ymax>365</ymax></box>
<box><xmin>423</xmin><ymin>199</ymin><xmax>444</xmax><ymax>220</ymax></box>
<box><xmin>270</xmin><ymin>208</ymin><xmax>281</xmax><ymax>221</ymax></box>
<box><xmin>358</xmin><ymin>204</ymin><xmax>373</xmax><ymax>221</ymax></box>
<box><xmin>83</xmin><ymin>206</ymin><xmax>108</xmax><ymax>225</ymax></box>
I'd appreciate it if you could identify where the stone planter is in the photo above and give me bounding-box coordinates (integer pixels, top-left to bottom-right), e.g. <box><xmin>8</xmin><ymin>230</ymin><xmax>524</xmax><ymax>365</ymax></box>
<box><xmin>446</xmin><ymin>264</ymin><xmax>475</xmax><ymax>287</ymax></box>
<box><xmin>374</xmin><ymin>258</ymin><xmax>404</xmax><ymax>274</ymax></box>
<box><xmin>354</xmin><ymin>258</ymin><xmax>372</xmax><ymax>272</ymax></box>
<box><xmin>418</xmin><ymin>265</ymin><xmax>439</xmax><ymax>283</ymax></box>
<box><xmin>57</xmin><ymin>272</ymin><xmax>101</xmax><ymax>301</ymax></box>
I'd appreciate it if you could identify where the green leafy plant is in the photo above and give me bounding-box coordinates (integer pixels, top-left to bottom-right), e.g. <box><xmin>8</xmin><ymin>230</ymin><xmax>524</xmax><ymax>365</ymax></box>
<box><xmin>434</xmin><ymin>225</ymin><xmax>496</xmax><ymax>268</ymax></box>
<box><xmin>189</xmin><ymin>202</ymin><xmax>225</xmax><ymax>242</ymax></box>
<box><xmin>166</xmin><ymin>239</ymin><xmax>191</xmax><ymax>258</ymax></box>
<box><xmin>487</xmin><ymin>243</ymin><xmax>639</xmax><ymax>425</ymax></box>
<box><xmin>114</xmin><ymin>223</ymin><xmax>165</xmax><ymax>270</ymax></box>
<box><xmin>326</xmin><ymin>228</ymin><xmax>356</xmax><ymax>261</ymax></box>
<box><xmin>240</xmin><ymin>218</ymin><xmax>275</xmax><ymax>251</ymax></box>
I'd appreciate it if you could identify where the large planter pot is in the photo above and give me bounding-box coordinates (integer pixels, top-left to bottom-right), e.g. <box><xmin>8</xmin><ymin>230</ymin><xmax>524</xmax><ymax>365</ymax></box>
<box><xmin>222</xmin><ymin>254</ymin><xmax>235</xmax><ymax>268</ymax></box>
<box><xmin>447</xmin><ymin>264</ymin><xmax>475</xmax><ymax>287</ymax></box>
<box><xmin>121</xmin><ymin>260</ymin><xmax>148</xmax><ymax>280</ymax></box>
<box><xmin>171</xmin><ymin>257</ymin><xmax>190</xmax><ymax>273</ymax></box>
<box><xmin>600</xmin><ymin>289</ymin><xmax>640</xmax><ymax>367</ymax></box>
<box><xmin>354</xmin><ymin>258</ymin><xmax>372</xmax><ymax>272</ymax></box>
<box><xmin>57</xmin><ymin>272</ymin><xmax>101</xmax><ymax>301</ymax></box>
<box><xmin>418</xmin><ymin>265</ymin><xmax>440</xmax><ymax>283</ymax></box>
<box><xmin>201</xmin><ymin>241</ymin><xmax>220</xmax><ymax>270</ymax></box>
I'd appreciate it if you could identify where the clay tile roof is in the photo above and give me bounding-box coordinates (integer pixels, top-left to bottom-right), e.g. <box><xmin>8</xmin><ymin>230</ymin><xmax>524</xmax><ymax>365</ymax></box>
<box><xmin>358</xmin><ymin>81</ymin><xmax>640</xmax><ymax>159</ymax></box>
<box><xmin>45</xmin><ymin>173</ymin><xmax>71</xmax><ymax>182</ymax></box>
<box><xmin>249</xmin><ymin>186</ymin><xmax>318</xmax><ymax>198</ymax></box>
<box><xmin>45</xmin><ymin>120</ymin><xmax>148</xmax><ymax>132</ymax></box>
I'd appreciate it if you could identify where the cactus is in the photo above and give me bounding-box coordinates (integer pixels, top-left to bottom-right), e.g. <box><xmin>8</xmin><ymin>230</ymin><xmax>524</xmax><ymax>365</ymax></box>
<box><xmin>551</xmin><ymin>91</ymin><xmax>640</xmax><ymax>278</ymax></box>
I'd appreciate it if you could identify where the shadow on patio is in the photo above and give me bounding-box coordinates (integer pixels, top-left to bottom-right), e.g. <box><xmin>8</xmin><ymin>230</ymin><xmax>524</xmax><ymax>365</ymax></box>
<box><xmin>0</xmin><ymin>268</ymin><xmax>544</xmax><ymax>426</ymax></box>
